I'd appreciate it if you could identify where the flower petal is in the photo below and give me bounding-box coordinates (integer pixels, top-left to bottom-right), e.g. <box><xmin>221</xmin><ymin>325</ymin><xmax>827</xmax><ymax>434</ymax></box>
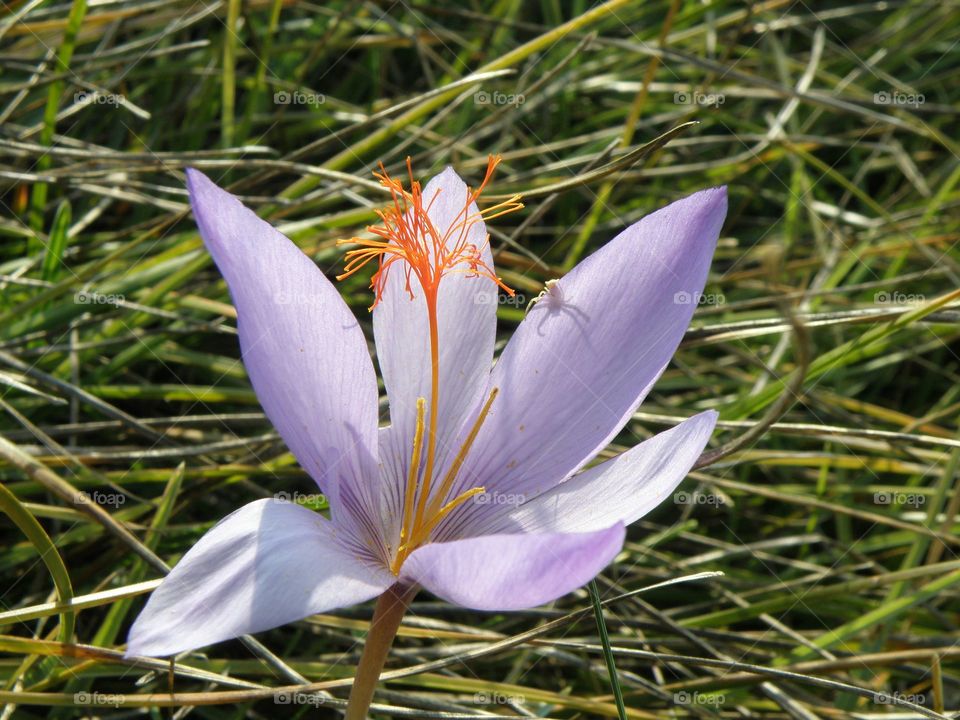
<box><xmin>126</xmin><ymin>499</ymin><xmax>394</xmax><ymax>657</ymax></box>
<box><xmin>443</xmin><ymin>188</ymin><xmax>726</xmax><ymax>537</ymax></box>
<box><xmin>400</xmin><ymin>524</ymin><xmax>624</xmax><ymax>610</ymax></box>
<box><xmin>480</xmin><ymin>411</ymin><xmax>717</xmax><ymax>535</ymax></box>
<box><xmin>373</xmin><ymin>168</ymin><xmax>498</xmax><ymax>531</ymax></box>
<box><xmin>186</xmin><ymin>169</ymin><xmax>381</xmax><ymax>546</ymax></box>
<box><xmin>376</xmin><ymin>425</ymin><xmax>406</xmax><ymax>547</ymax></box>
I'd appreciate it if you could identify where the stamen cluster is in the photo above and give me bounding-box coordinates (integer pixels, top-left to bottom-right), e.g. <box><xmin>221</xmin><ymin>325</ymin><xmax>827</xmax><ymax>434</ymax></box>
<box><xmin>338</xmin><ymin>157</ymin><xmax>522</xmax><ymax>574</ymax></box>
<box><xmin>337</xmin><ymin>155</ymin><xmax>521</xmax><ymax>310</ymax></box>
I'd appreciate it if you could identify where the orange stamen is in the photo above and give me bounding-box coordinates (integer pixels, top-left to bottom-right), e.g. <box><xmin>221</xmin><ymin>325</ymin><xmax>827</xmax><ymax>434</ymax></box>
<box><xmin>336</xmin><ymin>155</ymin><xmax>522</xmax><ymax>310</ymax></box>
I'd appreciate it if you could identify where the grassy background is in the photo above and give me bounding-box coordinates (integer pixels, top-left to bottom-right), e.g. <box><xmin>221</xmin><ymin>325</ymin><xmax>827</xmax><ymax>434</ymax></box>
<box><xmin>2</xmin><ymin>0</ymin><xmax>960</xmax><ymax>717</ymax></box>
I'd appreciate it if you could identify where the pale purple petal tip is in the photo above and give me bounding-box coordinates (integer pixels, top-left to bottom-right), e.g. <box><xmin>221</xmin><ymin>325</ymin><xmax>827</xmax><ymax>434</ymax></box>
<box><xmin>125</xmin><ymin>499</ymin><xmax>393</xmax><ymax>658</ymax></box>
<box><xmin>185</xmin><ymin>169</ymin><xmax>383</xmax><ymax>550</ymax></box>
<box><xmin>442</xmin><ymin>187</ymin><xmax>727</xmax><ymax>536</ymax></box>
<box><xmin>495</xmin><ymin>410</ymin><xmax>719</xmax><ymax>534</ymax></box>
<box><xmin>400</xmin><ymin>524</ymin><xmax>625</xmax><ymax>610</ymax></box>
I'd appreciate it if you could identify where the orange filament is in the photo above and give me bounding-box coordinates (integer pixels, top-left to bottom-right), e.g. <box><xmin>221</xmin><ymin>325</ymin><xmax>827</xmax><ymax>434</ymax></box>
<box><xmin>336</xmin><ymin>155</ymin><xmax>522</xmax><ymax>310</ymax></box>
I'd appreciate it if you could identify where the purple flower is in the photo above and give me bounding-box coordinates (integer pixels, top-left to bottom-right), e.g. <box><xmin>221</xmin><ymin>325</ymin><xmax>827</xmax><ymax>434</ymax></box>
<box><xmin>126</xmin><ymin>160</ymin><xmax>726</xmax><ymax>658</ymax></box>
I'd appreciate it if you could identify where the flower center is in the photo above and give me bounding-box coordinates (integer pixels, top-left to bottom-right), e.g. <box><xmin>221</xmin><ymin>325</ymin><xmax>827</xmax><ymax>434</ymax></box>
<box><xmin>389</xmin><ymin>387</ymin><xmax>499</xmax><ymax>574</ymax></box>
<box><xmin>337</xmin><ymin>156</ymin><xmax>522</xmax><ymax>575</ymax></box>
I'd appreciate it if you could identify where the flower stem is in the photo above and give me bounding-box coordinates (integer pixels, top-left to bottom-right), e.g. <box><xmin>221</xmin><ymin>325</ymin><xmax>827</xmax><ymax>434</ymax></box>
<box><xmin>345</xmin><ymin>584</ymin><xmax>415</xmax><ymax>719</ymax></box>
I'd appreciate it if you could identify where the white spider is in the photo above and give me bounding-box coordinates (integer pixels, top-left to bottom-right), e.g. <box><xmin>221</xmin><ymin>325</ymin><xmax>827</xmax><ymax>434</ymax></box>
<box><xmin>525</xmin><ymin>278</ymin><xmax>562</xmax><ymax>314</ymax></box>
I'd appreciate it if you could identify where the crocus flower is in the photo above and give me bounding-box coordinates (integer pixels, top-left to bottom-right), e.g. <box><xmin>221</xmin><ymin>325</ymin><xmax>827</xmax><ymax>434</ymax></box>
<box><xmin>127</xmin><ymin>159</ymin><xmax>726</xmax><ymax>671</ymax></box>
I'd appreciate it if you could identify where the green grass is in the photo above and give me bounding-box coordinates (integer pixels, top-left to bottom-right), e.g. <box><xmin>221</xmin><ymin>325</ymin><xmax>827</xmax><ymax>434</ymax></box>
<box><xmin>2</xmin><ymin>0</ymin><xmax>960</xmax><ymax>717</ymax></box>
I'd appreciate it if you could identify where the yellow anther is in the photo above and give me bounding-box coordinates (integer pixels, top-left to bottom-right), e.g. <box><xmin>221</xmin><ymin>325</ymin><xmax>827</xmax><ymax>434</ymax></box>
<box><xmin>398</xmin><ymin>397</ymin><xmax>426</xmax><ymax>545</ymax></box>
<box><xmin>414</xmin><ymin>486</ymin><xmax>487</xmax><ymax>544</ymax></box>
<box><xmin>424</xmin><ymin>387</ymin><xmax>498</xmax><ymax>521</ymax></box>
<box><xmin>390</xmin><ymin>388</ymin><xmax>499</xmax><ymax>576</ymax></box>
